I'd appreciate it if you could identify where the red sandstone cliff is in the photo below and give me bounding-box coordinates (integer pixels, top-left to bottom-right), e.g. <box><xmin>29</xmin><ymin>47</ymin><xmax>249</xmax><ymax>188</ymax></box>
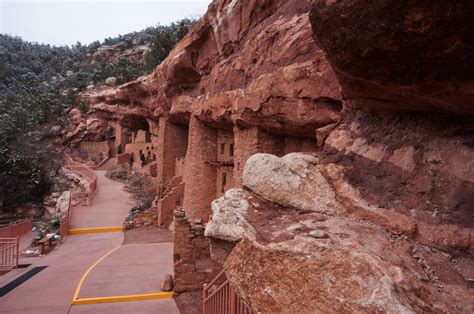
<box><xmin>207</xmin><ymin>0</ymin><xmax>474</xmax><ymax>312</ymax></box>
<box><xmin>76</xmin><ymin>0</ymin><xmax>473</xmax><ymax>312</ymax></box>
<box><xmin>81</xmin><ymin>0</ymin><xmax>341</xmax><ymax>137</ymax></box>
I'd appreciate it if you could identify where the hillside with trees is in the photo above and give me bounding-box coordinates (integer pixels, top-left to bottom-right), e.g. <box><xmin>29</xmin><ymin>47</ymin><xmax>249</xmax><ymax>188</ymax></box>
<box><xmin>0</xmin><ymin>18</ymin><xmax>195</xmax><ymax>213</ymax></box>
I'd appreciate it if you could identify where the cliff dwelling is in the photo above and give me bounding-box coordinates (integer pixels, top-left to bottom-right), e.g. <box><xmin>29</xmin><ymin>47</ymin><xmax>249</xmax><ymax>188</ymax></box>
<box><xmin>72</xmin><ymin>0</ymin><xmax>473</xmax><ymax>311</ymax></box>
<box><xmin>1</xmin><ymin>0</ymin><xmax>472</xmax><ymax>313</ymax></box>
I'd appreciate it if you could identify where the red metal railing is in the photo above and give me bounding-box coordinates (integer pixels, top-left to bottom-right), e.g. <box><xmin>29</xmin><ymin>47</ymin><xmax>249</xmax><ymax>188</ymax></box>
<box><xmin>0</xmin><ymin>237</ymin><xmax>19</xmax><ymax>269</ymax></box>
<box><xmin>60</xmin><ymin>154</ymin><xmax>98</xmax><ymax>243</ymax></box>
<box><xmin>203</xmin><ymin>270</ymin><xmax>253</xmax><ymax>314</ymax></box>
<box><xmin>0</xmin><ymin>218</ymin><xmax>32</xmax><ymax>238</ymax></box>
<box><xmin>64</xmin><ymin>153</ymin><xmax>98</xmax><ymax>206</ymax></box>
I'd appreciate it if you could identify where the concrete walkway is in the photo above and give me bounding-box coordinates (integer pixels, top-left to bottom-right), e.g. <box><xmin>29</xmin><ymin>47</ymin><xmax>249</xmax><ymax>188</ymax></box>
<box><xmin>0</xmin><ymin>170</ymin><xmax>177</xmax><ymax>314</ymax></box>
<box><xmin>70</xmin><ymin>171</ymin><xmax>132</xmax><ymax>229</ymax></box>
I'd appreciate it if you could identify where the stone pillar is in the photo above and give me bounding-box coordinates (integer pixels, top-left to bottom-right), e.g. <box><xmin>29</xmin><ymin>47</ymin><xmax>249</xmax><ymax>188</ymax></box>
<box><xmin>156</xmin><ymin>117</ymin><xmax>189</xmax><ymax>186</ymax></box>
<box><xmin>182</xmin><ymin>116</ymin><xmax>217</xmax><ymax>222</ymax></box>
<box><xmin>115</xmin><ymin>122</ymin><xmax>127</xmax><ymax>146</ymax></box>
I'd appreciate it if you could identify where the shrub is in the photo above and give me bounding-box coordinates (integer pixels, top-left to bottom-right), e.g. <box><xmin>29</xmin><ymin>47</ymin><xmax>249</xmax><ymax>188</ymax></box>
<box><xmin>0</xmin><ymin>143</ymin><xmax>51</xmax><ymax>212</ymax></box>
<box><xmin>105</xmin><ymin>165</ymin><xmax>129</xmax><ymax>181</ymax></box>
<box><xmin>42</xmin><ymin>212</ymin><xmax>63</xmax><ymax>233</ymax></box>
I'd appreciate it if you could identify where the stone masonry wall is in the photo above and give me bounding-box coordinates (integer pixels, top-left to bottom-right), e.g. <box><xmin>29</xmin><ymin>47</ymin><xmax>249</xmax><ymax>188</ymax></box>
<box><xmin>216</xmin><ymin>166</ymin><xmax>234</xmax><ymax>198</ymax></box>
<box><xmin>156</xmin><ymin>117</ymin><xmax>189</xmax><ymax>187</ymax></box>
<box><xmin>175</xmin><ymin>157</ymin><xmax>185</xmax><ymax>177</ymax></box>
<box><xmin>182</xmin><ymin>116</ymin><xmax>217</xmax><ymax>222</ymax></box>
<box><xmin>284</xmin><ymin>136</ymin><xmax>317</xmax><ymax>154</ymax></box>
<box><xmin>79</xmin><ymin>141</ymin><xmax>110</xmax><ymax>155</ymax></box>
<box><xmin>157</xmin><ymin>182</ymin><xmax>184</xmax><ymax>228</ymax></box>
<box><xmin>173</xmin><ymin>208</ymin><xmax>221</xmax><ymax>292</ymax></box>
<box><xmin>217</xmin><ymin>129</ymin><xmax>234</xmax><ymax>162</ymax></box>
<box><xmin>233</xmin><ymin>126</ymin><xmax>286</xmax><ymax>187</ymax></box>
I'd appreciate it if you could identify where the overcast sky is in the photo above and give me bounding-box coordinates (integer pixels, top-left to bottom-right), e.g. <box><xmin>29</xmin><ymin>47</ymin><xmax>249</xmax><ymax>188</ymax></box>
<box><xmin>0</xmin><ymin>0</ymin><xmax>212</xmax><ymax>46</ymax></box>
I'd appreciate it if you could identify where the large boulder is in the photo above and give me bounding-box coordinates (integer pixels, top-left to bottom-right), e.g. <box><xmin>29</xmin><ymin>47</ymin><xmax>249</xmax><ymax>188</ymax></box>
<box><xmin>243</xmin><ymin>153</ymin><xmax>343</xmax><ymax>214</ymax></box>
<box><xmin>217</xmin><ymin>152</ymin><xmax>474</xmax><ymax>312</ymax></box>
<box><xmin>226</xmin><ymin>226</ymin><xmax>472</xmax><ymax>313</ymax></box>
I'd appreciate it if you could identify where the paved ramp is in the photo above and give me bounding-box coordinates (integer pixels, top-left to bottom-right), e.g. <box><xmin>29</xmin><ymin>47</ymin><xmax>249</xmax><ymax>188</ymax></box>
<box><xmin>70</xmin><ymin>170</ymin><xmax>133</xmax><ymax>229</ymax></box>
<box><xmin>0</xmin><ymin>169</ymin><xmax>178</xmax><ymax>314</ymax></box>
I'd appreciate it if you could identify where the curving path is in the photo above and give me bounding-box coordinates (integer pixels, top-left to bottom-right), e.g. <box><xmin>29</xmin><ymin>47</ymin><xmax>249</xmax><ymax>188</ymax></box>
<box><xmin>70</xmin><ymin>171</ymin><xmax>132</xmax><ymax>229</ymax></box>
<box><xmin>0</xmin><ymin>170</ymin><xmax>177</xmax><ymax>314</ymax></box>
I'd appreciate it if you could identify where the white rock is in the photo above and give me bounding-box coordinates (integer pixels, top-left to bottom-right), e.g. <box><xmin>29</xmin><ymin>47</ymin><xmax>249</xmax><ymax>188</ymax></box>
<box><xmin>243</xmin><ymin>153</ymin><xmax>342</xmax><ymax>214</ymax></box>
<box><xmin>204</xmin><ymin>188</ymin><xmax>256</xmax><ymax>242</ymax></box>
<box><xmin>50</xmin><ymin>125</ymin><xmax>62</xmax><ymax>135</ymax></box>
<box><xmin>56</xmin><ymin>191</ymin><xmax>71</xmax><ymax>214</ymax></box>
<box><xmin>309</xmin><ymin>230</ymin><xmax>328</xmax><ymax>239</ymax></box>
<box><xmin>105</xmin><ymin>77</ymin><xmax>117</xmax><ymax>86</ymax></box>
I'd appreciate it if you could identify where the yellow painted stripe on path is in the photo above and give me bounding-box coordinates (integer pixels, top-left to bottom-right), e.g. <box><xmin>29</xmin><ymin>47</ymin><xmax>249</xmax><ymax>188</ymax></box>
<box><xmin>72</xmin><ymin>245</ymin><xmax>121</xmax><ymax>302</ymax></box>
<box><xmin>68</xmin><ymin>226</ymin><xmax>124</xmax><ymax>234</ymax></box>
<box><xmin>72</xmin><ymin>292</ymin><xmax>174</xmax><ymax>305</ymax></box>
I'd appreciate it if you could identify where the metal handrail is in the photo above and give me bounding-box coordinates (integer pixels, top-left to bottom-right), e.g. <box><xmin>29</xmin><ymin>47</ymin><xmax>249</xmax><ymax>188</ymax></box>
<box><xmin>203</xmin><ymin>270</ymin><xmax>253</xmax><ymax>314</ymax></box>
<box><xmin>204</xmin><ymin>279</ymin><xmax>231</xmax><ymax>301</ymax></box>
<box><xmin>64</xmin><ymin>153</ymin><xmax>98</xmax><ymax>206</ymax></box>
<box><xmin>0</xmin><ymin>218</ymin><xmax>32</xmax><ymax>238</ymax></box>
<box><xmin>204</xmin><ymin>269</ymin><xmax>226</xmax><ymax>293</ymax></box>
<box><xmin>0</xmin><ymin>237</ymin><xmax>19</xmax><ymax>269</ymax></box>
<box><xmin>60</xmin><ymin>154</ymin><xmax>99</xmax><ymax>243</ymax></box>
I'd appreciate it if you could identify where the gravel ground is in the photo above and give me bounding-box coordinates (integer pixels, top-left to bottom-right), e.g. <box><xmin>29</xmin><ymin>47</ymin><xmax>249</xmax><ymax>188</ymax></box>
<box><xmin>122</xmin><ymin>227</ymin><xmax>172</xmax><ymax>245</ymax></box>
<box><xmin>175</xmin><ymin>290</ymin><xmax>202</xmax><ymax>314</ymax></box>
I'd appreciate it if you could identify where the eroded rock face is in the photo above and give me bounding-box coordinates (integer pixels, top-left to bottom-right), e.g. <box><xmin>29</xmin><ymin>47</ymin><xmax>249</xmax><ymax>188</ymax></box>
<box><xmin>321</xmin><ymin>109</ymin><xmax>474</xmax><ymax>251</ymax></box>
<box><xmin>73</xmin><ymin>0</ymin><xmax>473</xmax><ymax>311</ymax></box>
<box><xmin>81</xmin><ymin>0</ymin><xmax>342</xmax><ymax>137</ymax></box>
<box><xmin>309</xmin><ymin>0</ymin><xmax>474</xmax><ymax>113</ymax></box>
<box><xmin>63</xmin><ymin>108</ymin><xmax>108</xmax><ymax>146</ymax></box>
<box><xmin>226</xmin><ymin>231</ymin><xmax>442</xmax><ymax>313</ymax></box>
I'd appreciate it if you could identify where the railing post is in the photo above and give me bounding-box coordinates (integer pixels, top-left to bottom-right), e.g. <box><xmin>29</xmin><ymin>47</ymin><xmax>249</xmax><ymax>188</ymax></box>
<box><xmin>230</xmin><ymin>285</ymin><xmax>237</xmax><ymax>314</ymax></box>
<box><xmin>15</xmin><ymin>236</ymin><xmax>19</xmax><ymax>268</ymax></box>
<box><xmin>203</xmin><ymin>283</ymin><xmax>207</xmax><ymax>314</ymax></box>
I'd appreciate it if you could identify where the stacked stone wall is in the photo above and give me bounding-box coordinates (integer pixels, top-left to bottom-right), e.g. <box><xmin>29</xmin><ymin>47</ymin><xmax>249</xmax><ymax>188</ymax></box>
<box><xmin>173</xmin><ymin>209</ymin><xmax>221</xmax><ymax>292</ymax></box>
<box><xmin>182</xmin><ymin>117</ymin><xmax>217</xmax><ymax>222</ymax></box>
<box><xmin>158</xmin><ymin>182</ymin><xmax>184</xmax><ymax>228</ymax></box>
